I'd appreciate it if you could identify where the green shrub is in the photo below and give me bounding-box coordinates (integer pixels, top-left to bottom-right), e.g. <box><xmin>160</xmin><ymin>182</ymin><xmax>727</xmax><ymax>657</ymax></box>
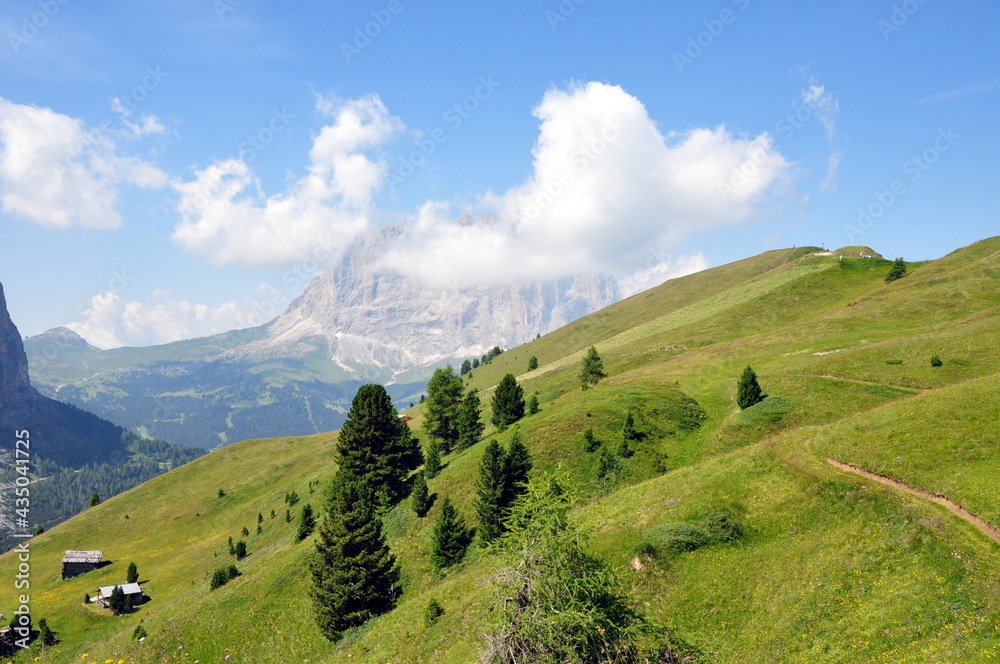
<box><xmin>930</xmin><ymin>355</ymin><xmax>943</xmax><ymax>367</ymax></box>
<box><xmin>699</xmin><ymin>511</ymin><xmax>743</xmax><ymax>543</ymax></box>
<box><xmin>886</xmin><ymin>359</ymin><xmax>903</xmax><ymax>365</ymax></box>
<box><xmin>131</xmin><ymin>624</ymin><xmax>148</xmax><ymax>641</ymax></box>
<box><xmin>645</xmin><ymin>522</ymin><xmax>710</xmax><ymax>553</ymax></box>
<box><xmin>425</xmin><ymin>598</ymin><xmax>445</xmax><ymax>627</ymax></box>
<box><xmin>582</xmin><ymin>427</ymin><xmax>599</xmax><ymax>452</ymax></box>
<box><xmin>210</xmin><ymin>564</ymin><xmax>241</xmax><ymax>590</ymax></box>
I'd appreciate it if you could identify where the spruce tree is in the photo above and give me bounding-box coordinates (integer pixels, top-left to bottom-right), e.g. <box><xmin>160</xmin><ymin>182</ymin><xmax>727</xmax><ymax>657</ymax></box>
<box><xmin>491</xmin><ymin>374</ymin><xmax>525</xmax><ymax>430</ymax></box>
<box><xmin>456</xmin><ymin>388</ymin><xmax>485</xmax><ymax>450</ymax></box>
<box><xmin>527</xmin><ymin>394</ymin><xmax>539</xmax><ymax>415</ymax></box>
<box><xmin>424</xmin><ymin>439</ymin><xmax>442</xmax><ymax>478</ymax></box>
<box><xmin>885</xmin><ymin>257</ymin><xmax>907</xmax><ymax>283</ymax></box>
<box><xmin>411</xmin><ymin>471</ymin><xmax>430</xmax><ymax>517</ymax></box>
<box><xmin>311</xmin><ymin>481</ymin><xmax>400</xmax><ymax>642</ymax></box>
<box><xmin>736</xmin><ymin>366</ymin><xmax>765</xmax><ymax>409</ymax></box>
<box><xmin>336</xmin><ymin>384</ymin><xmax>421</xmax><ymax>506</ymax></box>
<box><xmin>126</xmin><ymin>562</ymin><xmax>139</xmax><ymax>584</ymax></box>
<box><xmin>89</xmin><ymin>492</ymin><xmax>101</xmax><ymax>507</ymax></box>
<box><xmin>475</xmin><ymin>441</ymin><xmax>509</xmax><ymax>545</ymax></box>
<box><xmin>108</xmin><ymin>586</ymin><xmax>128</xmax><ymax>615</ymax></box>
<box><xmin>460</xmin><ymin>359</ymin><xmax>472</xmax><ymax>376</ymax></box>
<box><xmin>502</xmin><ymin>430</ymin><xmax>533</xmax><ymax>511</ymax></box>
<box><xmin>622</xmin><ymin>412</ymin><xmax>637</xmax><ymax>441</ymax></box>
<box><xmin>431</xmin><ymin>497</ymin><xmax>472</xmax><ymax>570</ymax></box>
<box><xmin>423</xmin><ymin>366</ymin><xmax>465</xmax><ymax>453</ymax></box>
<box><xmin>580</xmin><ymin>346</ymin><xmax>606</xmax><ymax>390</ymax></box>
<box><xmin>527</xmin><ymin>355</ymin><xmax>538</xmax><ymax>371</ymax></box>
<box><xmin>235</xmin><ymin>540</ymin><xmax>247</xmax><ymax>560</ymax></box>
<box><xmin>297</xmin><ymin>503</ymin><xmax>316</xmax><ymax>541</ymax></box>
<box><xmin>37</xmin><ymin>617</ymin><xmax>56</xmax><ymax>646</ymax></box>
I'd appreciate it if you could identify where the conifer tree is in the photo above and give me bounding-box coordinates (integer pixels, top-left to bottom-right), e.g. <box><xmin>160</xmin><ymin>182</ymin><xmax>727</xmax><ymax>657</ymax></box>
<box><xmin>336</xmin><ymin>384</ymin><xmax>421</xmax><ymax>505</ymax></box>
<box><xmin>502</xmin><ymin>430</ymin><xmax>533</xmax><ymax>511</ymax></box>
<box><xmin>424</xmin><ymin>366</ymin><xmax>465</xmax><ymax>453</ymax></box>
<box><xmin>424</xmin><ymin>439</ymin><xmax>442</xmax><ymax>478</ymax></box>
<box><xmin>126</xmin><ymin>561</ymin><xmax>139</xmax><ymax>584</ymax></box>
<box><xmin>736</xmin><ymin>366</ymin><xmax>765</xmax><ymax>409</ymax></box>
<box><xmin>37</xmin><ymin>618</ymin><xmax>56</xmax><ymax>646</ymax></box>
<box><xmin>491</xmin><ymin>374</ymin><xmax>525</xmax><ymax>430</ymax></box>
<box><xmin>431</xmin><ymin>497</ymin><xmax>472</xmax><ymax>570</ymax></box>
<box><xmin>475</xmin><ymin>441</ymin><xmax>509</xmax><ymax>545</ymax></box>
<box><xmin>411</xmin><ymin>471</ymin><xmax>430</xmax><ymax>517</ymax></box>
<box><xmin>311</xmin><ymin>481</ymin><xmax>400</xmax><ymax>642</ymax></box>
<box><xmin>456</xmin><ymin>388</ymin><xmax>485</xmax><ymax>450</ymax></box>
<box><xmin>527</xmin><ymin>355</ymin><xmax>538</xmax><ymax>371</ymax></box>
<box><xmin>885</xmin><ymin>257</ymin><xmax>907</xmax><ymax>283</ymax></box>
<box><xmin>460</xmin><ymin>359</ymin><xmax>472</xmax><ymax>375</ymax></box>
<box><xmin>235</xmin><ymin>540</ymin><xmax>247</xmax><ymax>560</ymax></box>
<box><xmin>297</xmin><ymin>503</ymin><xmax>316</xmax><ymax>541</ymax></box>
<box><xmin>622</xmin><ymin>412</ymin><xmax>637</xmax><ymax>441</ymax></box>
<box><xmin>89</xmin><ymin>492</ymin><xmax>101</xmax><ymax>507</ymax></box>
<box><xmin>580</xmin><ymin>346</ymin><xmax>606</xmax><ymax>390</ymax></box>
<box><xmin>108</xmin><ymin>585</ymin><xmax>128</xmax><ymax>615</ymax></box>
<box><xmin>527</xmin><ymin>394</ymin><xmax>539</xmax><ymax>415</ymax></box>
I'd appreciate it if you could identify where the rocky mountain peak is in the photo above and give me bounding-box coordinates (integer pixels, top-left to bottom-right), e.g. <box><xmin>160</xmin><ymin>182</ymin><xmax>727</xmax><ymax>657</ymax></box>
<box><xmin>0</xmin><ymin>281</ymin><xmax>31</xmax><ymax>401</ymax></box>
<box><xmin>27</xmin><ymin>326</ymin><xmax>98</xmax><ymax>350</ymax></box>
<box><xmin>259</xmin><ymin>222</ymin><xmax>619</xmax><ymax>379</ymax></box>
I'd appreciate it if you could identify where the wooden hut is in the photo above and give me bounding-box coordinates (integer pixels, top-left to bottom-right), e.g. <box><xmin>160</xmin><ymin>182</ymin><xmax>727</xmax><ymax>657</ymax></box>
<box><xmin>61</xmin><ymin>550</ymin><xmax>104</xmax><ymax>579</ymax></box>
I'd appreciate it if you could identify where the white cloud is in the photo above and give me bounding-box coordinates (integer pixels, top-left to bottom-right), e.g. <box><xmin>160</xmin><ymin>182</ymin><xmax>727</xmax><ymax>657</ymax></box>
<box><xmin>377</xmin><ymin>82</ymin><xmax>790</xmax><ymax>287</ymax></box>
<box><xmin>112</xmin><ymin>97</ymin><xmax>170</xmax><ymax>138</ymax></box>
<box><xmin>67</xmin><ymin>288</ymin><xmax>269</xmax><ymax>349</ymax></box>
<box><xmin>0</xmin><ymin>97</ymin><xmax>168</xmax><ymax>229</ymax></box>
<box><xmin>820</xmin><ymin>151</ymin><xmax>841</xmax><ymax>191</ymax></box>
<box><xmin>171</xmin><ymin>94</ymin><xmax>403</xmax><ymax>267</ymax></box>
<box><xmin>801</xmin><ymin>80</ymin><xmax>840</xmax><ymax>141</ymax></box>
<box><xmin>617</xmin><ymin>253</ymin><xmax>711</xmax><ymax>299</ymax></box>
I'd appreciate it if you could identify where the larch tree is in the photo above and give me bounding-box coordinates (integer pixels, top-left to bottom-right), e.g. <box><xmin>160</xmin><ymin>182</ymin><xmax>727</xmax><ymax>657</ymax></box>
<box><xmin>579</xmin><ymin>346</ymin><xmax>606</xmax><ymax>390</ymax></box>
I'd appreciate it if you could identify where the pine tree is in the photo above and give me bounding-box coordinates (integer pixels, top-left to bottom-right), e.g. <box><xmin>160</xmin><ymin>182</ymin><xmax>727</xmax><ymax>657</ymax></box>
<box><xmin>89</xmin><ymin>492</ymin><xmax>101</xmax><ymax>507</ymax></box>
<box><xmin>622</xmin><ymin>412</ymin><xmax>637</xmax><ymax>441</ymax></box>
<box><xmin>411</xmin><ymin>471</ymin><xmax>430</xmax><ymax>517</ymax></box>
<box><xmin>491</xmin><ymin>374</ymin><xmax>525</xmax><ymax>430</ymax></box>
<box><xmin>311</xmin><ymin>481</ymin><xmax>400</xmax><ymax>642</ymax></box>
<box><xmin>126</xmin><ymin>561</ymin><xmax>139</xmax><ymax>584</ymax></box>
<box><xmin>425</xmin><ymin>439</ymin><xmax>442</xmax><ymax>478</ymax></box>
<box><xmin>475</xmin><ymin>441</ymin><xmax>509</xmax><ymax>546</ymax></box>
<box><xmin>527</xmin><ymin>355</ymin><xmax>538</xmax><ymax>371</ymax></box>
<box><xmin>336</xmin><ymin>384</ymin><xmax>422</xmax><ymax>505</ymax></box>
<box><xmin>456</xmin><ymin>388</ymin><xmax>485</xmax><ymax>450</ymax></box>
<box><xmin>736</xmin><ymin>366</ymin><xmax>765</xmax><ymax>409</ymax></box>
<box><xmin>423</xmin><ymin>366</ymin><xmax>465</xmax><ymax>453</ymax></box>
<box><xmin>108</xmin><ymin>585</ymin><xmax>128</xmax><ymax>615</ymax></box>
<box><xmin>527</xmin><ymin>394</ymin><xmax>539</xmax><ymax>415</ymax></box>
<box><xmin>885</xmin><ymin>257</ymin><xmax>907</xmax><ymax>283</ymax></box>
<box><xmin>431</xmin><ymin>497</ymin><xmax>472</xmax><ymax>570</ymax></box>
<box><xmin>580</xmin><ymin>346</ymin><xmax>606</xmax><ymax>390</ymax></box>
<box><xmin>37</xmin><ymin>618</ymin><xmax>56</xmax><ymax>646</ymax></box>
<box><xmin>297</xmin><ymin>503</ymin><xmax>316</xmax><ymax>541</ymax></box>
<box><xmin>502</xmin><ymin>430</ymin><xmax>533</xmax><ymax>511</ymax></box>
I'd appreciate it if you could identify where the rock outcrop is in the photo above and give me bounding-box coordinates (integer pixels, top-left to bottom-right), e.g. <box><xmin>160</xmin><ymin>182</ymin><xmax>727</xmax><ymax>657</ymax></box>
<box><xmin>0</xmin><ymin>281</ymin><xmax>31</xmax><ymax>403</ymax></box>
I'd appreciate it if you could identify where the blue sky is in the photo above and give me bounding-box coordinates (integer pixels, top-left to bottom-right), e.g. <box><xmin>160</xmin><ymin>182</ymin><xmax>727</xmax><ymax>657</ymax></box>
<box><xmin>0</xmin><ymin>0</ymin><xmax>997</xmax><ymax>347</ymax></box>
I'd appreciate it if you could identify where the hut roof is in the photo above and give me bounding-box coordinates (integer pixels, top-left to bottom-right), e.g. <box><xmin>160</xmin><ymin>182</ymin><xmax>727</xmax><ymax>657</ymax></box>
<box><xmin>62</xmin><ymin>550</ymin><xmax>104</xmax><ymax>564</ymax></box>
<box><xmin>98</xmin><ymin>583</ymin><xmax>142</xmax><ymax>598</ymax></box>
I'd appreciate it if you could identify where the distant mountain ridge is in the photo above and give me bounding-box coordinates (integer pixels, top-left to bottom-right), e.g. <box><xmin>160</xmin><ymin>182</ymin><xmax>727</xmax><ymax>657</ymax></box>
<box><xmin>0</xmin><ymin>281</ymin><xmax>203</xmax><ymax>552</ymax></box>
<box><xmin>25</xmin><ymin>222</ymin><xmax>621</xmax><ymax>446</ymax></box>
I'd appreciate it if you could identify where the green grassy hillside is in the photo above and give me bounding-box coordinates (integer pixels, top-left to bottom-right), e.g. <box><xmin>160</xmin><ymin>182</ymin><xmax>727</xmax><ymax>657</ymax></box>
<box><xmin>3</xmin><ymin>240</ymin><xmax>999</xmax><ymax>663</ymax></box>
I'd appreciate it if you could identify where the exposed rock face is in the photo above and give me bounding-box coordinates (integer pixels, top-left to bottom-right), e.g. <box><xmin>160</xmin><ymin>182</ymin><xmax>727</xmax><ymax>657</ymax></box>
<box><xmin>0</xmin><ymin>281</ymin><xmax>31</xmax><ymax>402</ymax></box>
<box><xmin>259</xmin><ymin>224</ymin><xmax>618</xmax><ymax>378</ymax></box>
